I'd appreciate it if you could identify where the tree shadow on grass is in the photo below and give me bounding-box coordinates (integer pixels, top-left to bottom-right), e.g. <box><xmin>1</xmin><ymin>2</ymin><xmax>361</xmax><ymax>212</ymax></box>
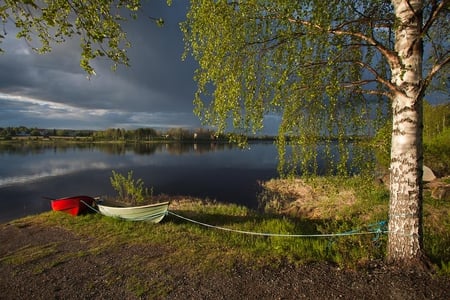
<box><xmin>165</xmin><ymin>209</ymin><xmax>354</xmax><ymax>237</ymax></box>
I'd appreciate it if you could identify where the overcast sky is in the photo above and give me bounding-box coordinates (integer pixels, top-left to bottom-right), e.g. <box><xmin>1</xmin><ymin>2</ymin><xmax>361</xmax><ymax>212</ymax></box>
<box><xmin>0</xmin><ymin>1</ymin><xmax>210</xmax><ymax>131</ymax></box>
<box><xmin>2</xmin><ymin>3</ymin><xmax>446</xmax><ymax>134</ymax></box>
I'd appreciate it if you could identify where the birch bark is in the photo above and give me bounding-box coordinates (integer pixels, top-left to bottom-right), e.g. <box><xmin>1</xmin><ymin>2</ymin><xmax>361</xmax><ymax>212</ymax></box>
<box><xmin>388</xmin><ymin>0</ymin><xmax>424</xmax><ymax>263</ymax></box>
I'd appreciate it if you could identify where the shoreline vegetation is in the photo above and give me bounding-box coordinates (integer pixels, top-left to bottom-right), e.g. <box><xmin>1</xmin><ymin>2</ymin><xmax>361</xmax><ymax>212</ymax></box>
<box><xmin>0</xmin><ymin>126</ymin><xmax>375</xmax><ymax>144</ymax></box>
<box><xmin>1</xmin><ymin>181</ymin><xmax>449</xmax><ymax>298</ymax></box>
<box><xmin>1</xmin><ymin>129</ymin><xmax>449</xmax><ymax>297</ymax></box>
<box><xmin>1</xmin><ymin>125</ymin><xmax>449</xmax><ymax>176</ymax></box>
<box><xmin>2</xmin><ymin>177</ymin><xmax>450</xmax><ymax>272</ymax></box>
<box><xmin>1</xmin><ymin>131</ymin><xmax>449</xmax><ymax>251</ymax></box>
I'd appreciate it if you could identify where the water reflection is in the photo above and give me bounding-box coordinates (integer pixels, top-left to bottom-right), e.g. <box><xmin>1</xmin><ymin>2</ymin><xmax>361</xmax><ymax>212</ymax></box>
<box><xmin>0</xmin><ymin>142</ymin><xmax>247</xmax><ymax>188</ymax></box>
<box><xmin>0</xmin><ymin>141</ymin><xmax>236</xmax><ymax>156</ymax></box>
<box><xmin>0</xmin><ymin>142</ymin><xmax>278</xmax><ymax>222</ymax></box>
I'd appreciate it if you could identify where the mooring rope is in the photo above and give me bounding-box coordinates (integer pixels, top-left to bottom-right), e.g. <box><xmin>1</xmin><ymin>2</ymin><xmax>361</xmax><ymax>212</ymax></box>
<box><xmin>81</xmin><ymin>200</ymin><xmax>100</xmax><ymax>214</ymax></box>
<box><xmin>81</xmin><ymin>199</ymin><xmax>388</xmax><ymax>239</ymax></box>
<box><xmin>168</xmin><ymin>211</ymin><xmax>388</xmax><ymax>238</ymax></box>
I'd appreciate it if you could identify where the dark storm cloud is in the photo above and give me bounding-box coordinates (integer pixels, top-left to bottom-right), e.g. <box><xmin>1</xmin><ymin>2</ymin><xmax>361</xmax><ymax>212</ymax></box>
<box><xmin>0</xmin><ymin>1</ymin><xmax>200</xmax><ymax>129</ymax></box>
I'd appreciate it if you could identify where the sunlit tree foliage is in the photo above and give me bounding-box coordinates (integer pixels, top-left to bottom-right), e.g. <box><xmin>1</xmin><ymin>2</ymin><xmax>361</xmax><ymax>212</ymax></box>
<box><xmin>182</xmin><ymin>0</ymin><xmax>449</xmax><ymax>264</ymax></box>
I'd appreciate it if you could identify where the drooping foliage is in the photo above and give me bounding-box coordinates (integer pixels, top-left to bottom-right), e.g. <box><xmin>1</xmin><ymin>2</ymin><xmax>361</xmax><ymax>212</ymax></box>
<box><xmin>183</xmin><ymin>0</ymin><xmax>450</xmax><ymax>264</ymax></box>
<box><xmin>182</xmin><ymin>0</ymin><xmax>449</xmax><ymax>176</ymax></box>
<box><xmin>2</xmin><ymin>0</ymin><xmax>449</xmax><ymax>264</ymax></box>
<box><xmin>0</xmin><ymin>0</ymin><xmax>164</xmax><ymax>74</ymax></box>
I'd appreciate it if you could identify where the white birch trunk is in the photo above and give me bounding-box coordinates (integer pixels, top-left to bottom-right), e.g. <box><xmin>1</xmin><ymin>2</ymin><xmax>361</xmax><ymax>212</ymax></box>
<box><xmin>388</xmin><ymin>0</ymin><xmax>424</xmax><ymax>263</ymax></box>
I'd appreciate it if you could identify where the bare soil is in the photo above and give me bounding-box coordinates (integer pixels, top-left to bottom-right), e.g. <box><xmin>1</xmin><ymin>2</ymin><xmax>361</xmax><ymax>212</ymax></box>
<box><xmin>1</xmin><ymin>220</ymin><xmax>449</xmax><ymax>299</ymax></box>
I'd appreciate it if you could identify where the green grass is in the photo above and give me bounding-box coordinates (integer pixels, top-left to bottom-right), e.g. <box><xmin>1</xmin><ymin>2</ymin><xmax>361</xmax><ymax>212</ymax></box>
<box><xmin>9</xmin><ymin>205</ymin><xmax>381</xmax><ymax>269</ymax></box>
<box><xmin>4</xmin><ymin>178</ymin><xmax>449</xmax><ymax>275</ymax></box>
<box><xmin>0</xmin><ymin>243</ymin><xmax>58</xmax><ymax>265</ymax></box>
<box><xmin>422</xmin><ymin>191</ymin><xmax>450</xmax><ymax>272</ymax></box>
<box><xmin>424</xmin><ymin>128</ymin><xmax>450</xmax><ymax>176</ymax></box>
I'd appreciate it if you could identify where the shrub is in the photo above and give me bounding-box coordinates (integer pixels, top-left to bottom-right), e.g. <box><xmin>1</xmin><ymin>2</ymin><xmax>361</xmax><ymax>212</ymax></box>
<box><xmin>110</xmin><ymin>170</ymin><xmax>152</xmax><ymax>205</ymax></box>
<box><xmin>424</xmin><ymin>127</ymin><xmax>450</xmax><ymax>177</ymax></box>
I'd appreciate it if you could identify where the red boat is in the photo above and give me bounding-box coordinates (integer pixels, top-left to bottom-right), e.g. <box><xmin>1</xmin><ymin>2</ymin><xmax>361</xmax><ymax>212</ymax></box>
<box><xmin>50</xmin><ymin>195</ymin><xmax>95</xmax><ymax>216</ymax></box>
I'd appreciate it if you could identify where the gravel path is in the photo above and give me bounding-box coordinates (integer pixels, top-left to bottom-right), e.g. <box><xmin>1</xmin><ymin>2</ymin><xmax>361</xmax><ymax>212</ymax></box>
<box><xmin>1</xmin><ymin>221</ymin><xmax>449</xmax><ymax>299</ymax></box>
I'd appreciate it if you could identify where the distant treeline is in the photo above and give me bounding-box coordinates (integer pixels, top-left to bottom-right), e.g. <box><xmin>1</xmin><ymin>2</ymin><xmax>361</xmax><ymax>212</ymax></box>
<box><xmin>0</xmin><ymin>126</ymin><xmax>275</xmax><ymax>142</ymax></box>
<box><xmin>2</xmin><ymin>102</ymin><xmax>448</xmax><ymax>143</ymax></box>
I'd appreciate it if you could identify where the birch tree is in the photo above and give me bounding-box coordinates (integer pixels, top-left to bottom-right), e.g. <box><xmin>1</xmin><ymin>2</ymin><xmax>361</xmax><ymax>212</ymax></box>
<box><xmin>182</xmin><ymin>0</ymin><xmax>449</xmax><ymax>264</ymax></box>
<box><xmin>2</xmin><ymin>0</ymin><xmax>449</xmax><ymax>265</ymax></box>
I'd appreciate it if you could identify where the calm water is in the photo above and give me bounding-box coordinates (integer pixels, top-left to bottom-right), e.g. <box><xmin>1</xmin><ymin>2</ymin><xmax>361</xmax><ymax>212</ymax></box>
<box><xmin>0</xmin><ymin>142</ymin><xmax>279</xmax><ymax>223</ymax></box>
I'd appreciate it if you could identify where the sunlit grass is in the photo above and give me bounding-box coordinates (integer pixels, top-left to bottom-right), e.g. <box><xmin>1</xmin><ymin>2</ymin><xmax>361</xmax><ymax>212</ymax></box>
<box><xmin>5</xmin><ymin>178</ymin><xmax>450</xmax><ymax>274</ymax></box>
<box><xmin>16</xmin><ymin>208</ymin><xmax>384</xmax><ymax>269</ymax></box>
<box><xmin>0</xmin><ymin>243</ymin><xmax>58</xmax><ymax>265</ymax></box>
<box><xmin>423</xmin><ymin>191</ymin><xmax>450</xmax><ymax>271</ymax></box>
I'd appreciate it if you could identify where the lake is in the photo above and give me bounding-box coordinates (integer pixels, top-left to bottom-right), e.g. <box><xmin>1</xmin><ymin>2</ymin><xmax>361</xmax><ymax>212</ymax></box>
<box><xmin>0</xmin><ymin>142</ymin><xmax>279</xmax><ymax>223</ymax></box>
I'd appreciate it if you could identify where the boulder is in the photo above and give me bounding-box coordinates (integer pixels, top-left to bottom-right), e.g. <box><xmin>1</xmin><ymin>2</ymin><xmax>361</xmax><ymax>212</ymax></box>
<box><xmin>378</xmin><ymin>165</ymin><xmax>436</xmax><ymax>189</ymax></box>
<box><xmin>423</xmin><ymin>165</ymin><xmax>437</xmax><ymax>182</ymax></box>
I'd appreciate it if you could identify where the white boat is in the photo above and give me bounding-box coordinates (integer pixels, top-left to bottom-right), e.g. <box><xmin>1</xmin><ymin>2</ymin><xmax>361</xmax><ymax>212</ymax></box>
<box><xmin>97</xmin><ymin>200</ymin><xmax>169</xmax><ymax>223</ymax></box>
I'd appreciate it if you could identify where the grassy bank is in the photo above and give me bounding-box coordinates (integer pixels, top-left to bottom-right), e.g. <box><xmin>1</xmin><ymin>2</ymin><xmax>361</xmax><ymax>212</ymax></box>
<box><xmin>4</xmin><ymin>177</ymin><xmax>450</xmax><ymax>274</ymax></box>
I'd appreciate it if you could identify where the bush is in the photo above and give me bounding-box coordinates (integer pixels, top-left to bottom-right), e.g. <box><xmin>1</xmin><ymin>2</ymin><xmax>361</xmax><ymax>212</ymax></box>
<box><xmin>110</xmin><ymin>170</ymin><xmax>152</xmax><ymax>205</ymax></box>
<box><xmin>424</xmin><ymin>127</ymin><xmax>450</xmax><ymax>177</ymax></box>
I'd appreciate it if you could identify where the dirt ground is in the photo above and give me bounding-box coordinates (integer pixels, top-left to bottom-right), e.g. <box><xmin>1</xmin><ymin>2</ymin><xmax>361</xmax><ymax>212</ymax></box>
<box><xmin>0</xmin><ymin>220</ymin><xmax>449</xmax><ymax>300</ymax></box>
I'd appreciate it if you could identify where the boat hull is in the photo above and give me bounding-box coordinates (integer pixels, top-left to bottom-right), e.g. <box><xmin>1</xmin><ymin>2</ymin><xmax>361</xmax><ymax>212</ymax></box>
<box><xmin>51</xmin><ymin>195</ymin><xmax>95</xmax><ymax>216</ymax></box>
<box><xmin>97</xmin><ymin>201</ymin><xmax>169</xmax><ymax>223</ymax></box>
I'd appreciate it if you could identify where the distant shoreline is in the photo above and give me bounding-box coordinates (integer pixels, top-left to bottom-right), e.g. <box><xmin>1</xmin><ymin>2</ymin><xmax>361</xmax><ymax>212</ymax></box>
<box><xmin>0</xmin><ymin>135</ymin><xmax>276</xmax><ymax>144</ymax></box>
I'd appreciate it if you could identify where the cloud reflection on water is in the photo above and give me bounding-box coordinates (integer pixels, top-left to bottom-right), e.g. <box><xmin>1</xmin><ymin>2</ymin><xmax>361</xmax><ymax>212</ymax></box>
<box><xmin>0</xmin><ymin>142</ymin><xmax>279</xmax><ymax>222</ymax></box>
<box><xmin>0</xmin><ymin>162</ymin><xmax>112</xmax><ymax>187</ymax></box>
<box><xmin>0</xmin><ymin>142</ymin><xmax>276</xmax><ymax>188</ymax></box>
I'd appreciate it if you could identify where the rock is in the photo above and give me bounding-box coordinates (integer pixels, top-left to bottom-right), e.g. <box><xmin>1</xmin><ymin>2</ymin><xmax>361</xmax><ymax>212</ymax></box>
<box><xmin>423</xmin><ymin>165</ymin><xmax>437</xmax><ymax>182</ymax></box>
<box><xmin>379</xmin><ymin>165</ymin><xmax>436</xmax><ymax>188</ymax></box>
<box><xmin>431</xmin><ymin>184</ymin><xmax>450</xmax><ymax>201</ymax></box>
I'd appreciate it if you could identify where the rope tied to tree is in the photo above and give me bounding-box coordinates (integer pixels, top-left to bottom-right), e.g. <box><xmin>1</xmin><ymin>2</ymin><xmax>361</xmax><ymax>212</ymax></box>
<box><xmin>82</xmin><ymin>200</ymin><xmax>388</xmax><ymax>239</ymax></box>
<box><xmin>167</xmin><ymin>211</ymin><xmax>388</xmax><ymax>239</ymax></box>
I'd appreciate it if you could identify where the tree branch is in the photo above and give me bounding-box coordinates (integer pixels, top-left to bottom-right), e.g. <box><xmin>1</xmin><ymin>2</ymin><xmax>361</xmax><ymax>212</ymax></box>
<box><xmin>422</xmin><ymin>0</ymin><xmax>449</xmax><ymax>35</ymax></box>
<box><xmin>421</xmin><ymin>55</ymin><xmax>450</xmax><ymax>95</ymax></box>
<box><xmin>287</xmin><ymin>17</ymin><xmax>401</xmax><ymax>81</ymax></box>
